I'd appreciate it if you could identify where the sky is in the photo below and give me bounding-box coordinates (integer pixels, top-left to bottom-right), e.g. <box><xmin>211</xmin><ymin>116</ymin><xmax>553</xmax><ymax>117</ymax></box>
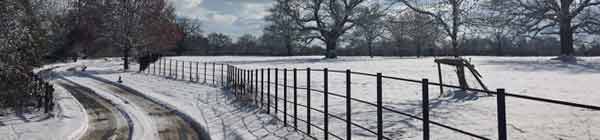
<box><xmin>169</xmin><ymin>0</ymin><xmax>274</xmax><ymax>39</ymax></box>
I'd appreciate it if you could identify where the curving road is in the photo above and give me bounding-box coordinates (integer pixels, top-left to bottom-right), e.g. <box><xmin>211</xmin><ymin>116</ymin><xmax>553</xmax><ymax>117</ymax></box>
<box><xmin>56</xmin><ymin>66</ymin><xmax>205</xmax><ymax>140</ymax></box>
<box><xmin>88</xmin><ymin>77</ymin><xmax>202</xmax><ymax>140</ymax></box>
<box><xmin>57</xmin><ymin>80</ymin><xmax>132</xmax><ymax>140</ymax></box>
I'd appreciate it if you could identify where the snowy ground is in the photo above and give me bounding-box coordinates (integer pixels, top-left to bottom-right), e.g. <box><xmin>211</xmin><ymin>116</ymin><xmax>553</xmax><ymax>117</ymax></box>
<box><xmin>4</xmin><ymin>56</ymin><xmax>597</xmax><ymax>140</ymax></box>
<box><xmin>69</xmin><ymin>59</ymin><xmax>310</xmax><ymax>140</ymax></box>
<box><xmin>167</xmin><ymin>56</ymin><xmax>600</xmax><ymax>140</ymax></box>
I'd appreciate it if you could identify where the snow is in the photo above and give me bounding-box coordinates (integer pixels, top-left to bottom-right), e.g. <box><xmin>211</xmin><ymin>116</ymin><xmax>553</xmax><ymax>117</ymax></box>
<box><xmin>168</xmin><ymin>56</ymin><xmax>600</xmax><ymax>140</ymax></box>
<box><xmin>55</xmin><ymin>60</ymin><xmax>161</xmax><ymax>140</ymax></box>
<box><xmin>71</xmin><ymin>58</ymin><xmax>310</xmax><ymax>140</ymax></box>
<box><xmin>0</xmin><ymin>75</ymin><xmax>88</xmax><ymax>140</ymax></box>
<box><xmin>8</xmin><ymin>56</ymin><xmax>597</xmax><ymax>140</ymax></box>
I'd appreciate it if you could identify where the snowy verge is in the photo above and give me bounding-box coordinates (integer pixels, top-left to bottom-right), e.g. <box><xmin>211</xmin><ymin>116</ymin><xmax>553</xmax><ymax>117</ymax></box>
<box><xmin>0</xmin><ymin>79</ymin><xmax>89</xmax><ymax>140</ymax></box>
<box><xmin>53</xmin><ymin>82</ymin><xmax>89</xmax><ymax>140</ymax></box>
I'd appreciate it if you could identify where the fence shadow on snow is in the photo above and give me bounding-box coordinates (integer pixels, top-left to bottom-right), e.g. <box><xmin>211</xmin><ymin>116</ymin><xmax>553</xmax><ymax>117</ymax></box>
<box><xmin>143</xmin><ymin>58</ymin><xmax>600</xmax><ymax>140</ymax></box>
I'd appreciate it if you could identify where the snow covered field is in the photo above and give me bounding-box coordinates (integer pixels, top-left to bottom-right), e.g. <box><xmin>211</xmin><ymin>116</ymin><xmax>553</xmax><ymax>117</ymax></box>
<box><xmin>167</xmin><ymin>56</ymin><xmax>600</xmax><ymax>140</ymax></box>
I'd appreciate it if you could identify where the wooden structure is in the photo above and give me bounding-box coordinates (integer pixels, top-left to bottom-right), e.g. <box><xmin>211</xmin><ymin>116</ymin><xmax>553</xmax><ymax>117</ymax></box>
<box><xmin>435</xmin><ymin>57</ymin><xmax>489</xmax><ymax>94</ymax></box>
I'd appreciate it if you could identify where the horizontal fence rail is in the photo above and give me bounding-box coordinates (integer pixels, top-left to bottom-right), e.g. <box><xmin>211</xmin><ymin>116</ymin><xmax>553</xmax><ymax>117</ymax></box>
<box><xmin>145</xmin><ymin>58</ymin><xmax>600</xmax><ymax>140</ymax></box>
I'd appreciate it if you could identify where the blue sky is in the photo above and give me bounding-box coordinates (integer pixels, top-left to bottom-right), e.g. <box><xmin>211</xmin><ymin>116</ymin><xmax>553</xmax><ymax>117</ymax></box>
<box><xmin>170</xmin><ymin>0</ymin><xmax>274</xmax><ymax>38</ymax></box>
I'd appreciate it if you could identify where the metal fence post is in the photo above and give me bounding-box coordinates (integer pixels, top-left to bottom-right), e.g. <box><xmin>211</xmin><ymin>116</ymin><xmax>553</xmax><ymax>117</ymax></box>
<box><xmin>247</xmin><ymin>69</ymin><xmax>250</xmax><ymax>97</ymax></box>
<box><xmin>181</xmin><ymin>61</ymin><xmax>184</xmax><ymax>79</ymax></box>
<box><xmin>241</xmin><ymin>68</ymin><xmax>243</xmax><ymax>95</ymax></box>
<box><xmin>237</xmin><ymin>68</ymin><xmax>240</xmax><ymax>95</ymax></box>
<box><xmin>229</xmin><ymin>65</ymin><xmax>232</xmax><ymax>87</ymax></box>
<box><xmin>213</xmin><ymin>62</ymin><xmax>217</xmax><ymax>86</ymax></box>
<box><xmin>225</xmin><ymin>65</ymin><xmax>229</xmax><ymax>87</ymax></box>
<box><xmin>422</xmin><ymin>79</ymin><xmax>430</xmax><ymax>140</ymax></box>
<box><xmin>175</xmin><ymin>60</ymin><xmax>178</xmax><ymax>79</ymax></box>
<box><xmin>346</xmin><ymin>69</ymin><xmax>352</xmax><ymax>140</ymax></box>
<box><xmin>377</xmin><ymin>73</ymin><xmax>383</xmax><ymax>140</ymax></box>
<box><xmin>169</xmin><ymin>59</ymin><xmax>172</xmax><ymax>77</ymax></box>
<box><xmin>261</xmin><ymin>69</ymin><xmax>264</xmax><ymax>108</ymax></box>
<box><xmin>437</xmin><ymin>63</ymin><xmax>443</xmax><ymax>95</ymax></box>
<box><xmin>190</xmin><ymin>62</ymin><xmax>193</xmax><ymax>81</ymax></box>
<box><xmin>267</xmin><ymin>68</ymin><xmax>271</xmax><ymax>113</ymax></box>
<box><xmin>293</xmin><ymin>68</ymin><xmax>298</xmax><ymax>130</ymax></box>
<box><xmin>255</xmin><ymin>69</ymin><xmax>259</xmax><ymax>105</ymax></box>
<box><xmin>204</xmin><ymin>62</ymin><xmax>207</xmax><ymax>83</ymax></box>
<box><xmin>243</xmin><ymin>69</ymin><xmax>245</xmax><ymax>95</ymax></box>
<box><xmin>196</xmin><ymin>62</ymin><xmax>200</xmax><ymax>82</ymax></box>
<box><xmin>324</xmin><ymin>68</ymin><xmax>329</xmax><ymax>140</ymax></box>
<box><xmin>213</xmin><ymin>63</ymin><xmax>216</xmax><ymax>85</ymax></box>
<box><xmin>246</xmin><ymin>69</ymin><xmax>249</xmax><ymax>95</ymax></box>
<box><xmin>284</xmin><ymin>68</ymin><xmax>288</xmax><ymax>127</ymax></box>
<box><xmin>221</xmin><ymin>64</ymin><xmax>224</xmax><ymax>86</ymax></box>
<box><xmin>231</xmin><ymin>67</ymin><xmax>234</xmax><ymax>93</ymax></box>
<box><xmin>247</xmin><ymin>70</ymin><xmax>250</xmax><ymax>96</ymax></box>
<box><xmin>275</xmin><ymin>68</ymin><xmax>278</xmax><ymax>114</ymax></box>
<box><xmin>306</xmin><ymin>68</ymin><xmax>311</xmax><ymax>135</ymax></box>
<box><xmin>497</xmin><ymin>89</ymin><xmax>507</xmax><ymax>140</ymax></box>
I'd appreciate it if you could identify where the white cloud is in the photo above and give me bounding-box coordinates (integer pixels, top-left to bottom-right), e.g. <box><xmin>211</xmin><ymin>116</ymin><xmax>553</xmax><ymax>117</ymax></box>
<box><xmin>169</xmin><ymin>0</ymin><xmax>273</xmax><ymax>38</ymax></box>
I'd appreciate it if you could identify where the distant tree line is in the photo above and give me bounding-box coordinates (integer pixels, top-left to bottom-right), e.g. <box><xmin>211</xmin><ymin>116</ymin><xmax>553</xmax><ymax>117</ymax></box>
<box><xmin>175</xmin><ymin>0</ymin><xmax>600</xmax><ymax>58</ymax></box>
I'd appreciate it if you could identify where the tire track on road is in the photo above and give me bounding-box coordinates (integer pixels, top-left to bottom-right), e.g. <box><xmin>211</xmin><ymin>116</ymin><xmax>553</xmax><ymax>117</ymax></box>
<box><xmin>56</xmin><ymin>80</ymin><xmax>133</xmax><ymax>140</ymax></box>
<box><xmin>79</xmin><ymin>74</ymin><xmax>206</xmax><ymax>140</ymax></box>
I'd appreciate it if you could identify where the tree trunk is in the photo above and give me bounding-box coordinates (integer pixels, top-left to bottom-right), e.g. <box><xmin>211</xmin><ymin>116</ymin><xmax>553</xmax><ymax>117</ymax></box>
<box><xmin>559</xmin><ymin>15</ymin><xmax>574</xmax><ymax>56</ymax></box>
<box><xmin>496</xmin><ymin>34</ymin><xmax>504</xmax><ymax>56</ymax></box>
<box><xmin>451</xmin><ymin>37</ymin><xmax>459</xmax><ymax>57</ymax></box>
<box><xmin>325</xmin><ymin>38</ymin><xmax>338</xmax><ymax>59</ymax></box>
<box><xmin>286</xmin><ymin>40</ymin><xmax>293</xmax><ymax>56</ymax></box>
<box><xmin>124</xmin><ymin>47</ymin><xmax>130</xmax><ymax>70</ymax></box>
<box><xmin>368</xmin><ymin>41</ymin><xmax>373</xmax><ymax>58</ymax></box>
<box><xmin>451</xmin><ymin>1</ymin><xmax>460</xmax><ymax>57</ymax></box>
<box><xmin>416</xmin><ymin>41</ymin><xmax>422</xmax><ymax>58</ymax></box>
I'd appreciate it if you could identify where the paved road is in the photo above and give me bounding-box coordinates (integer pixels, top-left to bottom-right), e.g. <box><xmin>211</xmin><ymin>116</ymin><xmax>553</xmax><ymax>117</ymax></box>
<box><xmin>89</xmin><ymin>77</ymin><xmax>202</xmax><ymax>140</ymax></box>
<box><xmin>52</xmin><ymin>63</ymin><xmax>207</xmax><ymax>140</ymax></box>
<box><xmin>57</xmin><ymin>80</ymin><xmax>132</xmax><ymax>140</ymax></box>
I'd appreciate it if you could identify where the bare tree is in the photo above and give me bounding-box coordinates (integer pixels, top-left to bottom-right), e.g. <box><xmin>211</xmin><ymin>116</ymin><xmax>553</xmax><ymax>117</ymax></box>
<box><xmin>237</xmin><ymin>34</ymin><xmax>257</xmax><ymax>55</ymax></box>
<box><xmin>398</xmin><ymin>0</ymin><xmax>480</xmax><ymax>57</ymax></box>
<box><xmin>353</xmin><ymin>4</ymin><xmax>386</xmax><ymax>58</ymax></box>
<box><xmin>175</xmin><ymin>18</ymin><xmax>203</xmax><ymax>55</ymax></box>
<box><xmin>385</xmin><ymin>10</ymin><xmax>442</xmax><ymax>57</ymax></box>
<box><xmin>264</xmin><ymin>1</ymin><xmax>310</xmax><ymax>56</ymax></box>
<box><xmin>101</xmin><ymin>0</ymin><xmax>178</xmax><ymax>70</ymax></box>
<box><xmin>207</xmin><ymin>33</ymin><xmax>232</xmax><ymax>55</ymax></box>
<box><xmin>474</xmin><ymin>0</ymin><xmax>521</xmax><ymax>56</ymax></box>
<box><xmin>277</xmin><ymin>0</ymin><xmax>368</xmax><ymax>58</ymax></box>
<box><xmin>495</xmin><ymin>0</ymin><xmax>600</xmax><ymax>59</ymax></box>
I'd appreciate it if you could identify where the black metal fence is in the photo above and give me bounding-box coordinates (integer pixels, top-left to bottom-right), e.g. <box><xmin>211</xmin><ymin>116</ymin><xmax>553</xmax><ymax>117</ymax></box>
<box><xmin>146</xmin><ymin>58</ymin><xmax>600</xmax><ymax>140</ymax></box>
<box><xmin>144</xmin><ymin>58</ymin><xmax>226</xmax><ymax>86</ymax></box>
<box><xmin>0</xmin><ymin>73</ymin><xmax>55</xmax><ymax>113</ymax></box>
